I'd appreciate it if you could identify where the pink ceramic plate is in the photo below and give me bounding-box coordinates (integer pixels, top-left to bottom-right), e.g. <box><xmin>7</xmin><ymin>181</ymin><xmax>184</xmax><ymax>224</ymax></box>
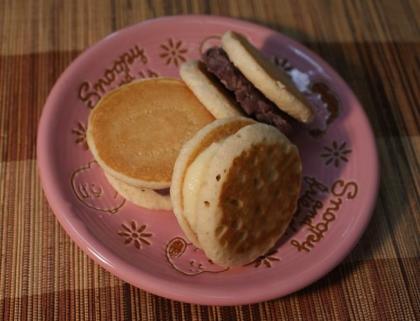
<box><xmin>38</xmin><ymin>15</ymin><xmax>379</xmax><ymax>305</ymax></box>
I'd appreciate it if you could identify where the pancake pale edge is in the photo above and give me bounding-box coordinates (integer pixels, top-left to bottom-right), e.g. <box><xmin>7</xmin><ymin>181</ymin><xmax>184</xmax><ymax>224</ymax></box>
<box><xmin>180</xmin><ymin>60</ymin><xmax>243</xmax><ymax>119</ymax></box>
<box><xmin>171</xmin><ymin>117</ymin><xmax>254</xmax><ymax>247</ymax></box>
<box><xmin>87</xmin><ymin>77</ymin><xmax>214</xmax><ymax>189</ymax></box>
<box><xmin>105</xmin><ymin>173</ymin><xmax>172</xmax><ymax>211</ymax></box>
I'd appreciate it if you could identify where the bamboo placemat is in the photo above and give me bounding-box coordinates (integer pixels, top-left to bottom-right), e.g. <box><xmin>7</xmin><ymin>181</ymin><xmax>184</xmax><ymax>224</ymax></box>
<box><xmin>0</xmin><ymin>0</ymin><xmax>419</xmax><ymax>320</ymax></box>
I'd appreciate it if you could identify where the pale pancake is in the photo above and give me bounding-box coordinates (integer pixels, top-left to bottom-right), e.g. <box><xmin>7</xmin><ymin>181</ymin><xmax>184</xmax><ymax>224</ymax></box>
<box><xmin>222</xmin><ymin>31</ymin><xmax>314</xmax><ymax>123</ymax></box>
<box><xmin>87</xmin><ymin>78</ymin><xmax>214</xmax><ymax>189</ymax></box>
<box><xmin>105</xmin><ymin>173</ymin><xmax>172</xmax><ymax>211</ymax></box>
<box><xmin>195</xmin><ymin>123</ymin><xmax>302</xmax><ymax>266</ymax></box>
<box><xmin>180</xmin><ymin>60</ymin><xmax>243</xmax><ymax>118</ymax></box>
<box><xmin>171</xmin><ymin>117</ymin><xmax>254</xmax><ymax>246</ymax></box>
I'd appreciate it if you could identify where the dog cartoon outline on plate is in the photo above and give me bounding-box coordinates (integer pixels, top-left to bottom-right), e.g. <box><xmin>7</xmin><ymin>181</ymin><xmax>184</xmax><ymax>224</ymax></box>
<box><xmin>166</xmin><ymin>237</ymin><xmax>229</xmax><ymax>275</ymax></box>
<box><xmin>71</xmin><ymin>160</ymin><xmax>125</xmax><ymax>214</ymax></box>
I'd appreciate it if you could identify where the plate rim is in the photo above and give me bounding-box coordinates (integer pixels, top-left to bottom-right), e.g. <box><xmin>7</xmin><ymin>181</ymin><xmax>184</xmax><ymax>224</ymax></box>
<box><xmin>37</xmin><ymin>14</ymin><xmax>379</xmax><ymax>305</ymax></box>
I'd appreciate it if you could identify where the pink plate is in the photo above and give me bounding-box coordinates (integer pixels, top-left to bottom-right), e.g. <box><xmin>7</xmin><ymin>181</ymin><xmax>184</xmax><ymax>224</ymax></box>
<box><xmin>37</xmin><ymin>15</ymin><xmax>379</xmax><ymax>305</ymax></box>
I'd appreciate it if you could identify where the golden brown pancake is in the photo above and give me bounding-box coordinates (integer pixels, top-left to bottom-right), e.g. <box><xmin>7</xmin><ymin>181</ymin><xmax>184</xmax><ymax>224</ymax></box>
<box><xmin>171</xmin><ymin>118</ymin><xmax>302</xmax><ymax>266</ymax></box>
<box><xmin>87</xmin><ymin>78</ymin><xmax>214</xmax><ymax>189</ymax></box>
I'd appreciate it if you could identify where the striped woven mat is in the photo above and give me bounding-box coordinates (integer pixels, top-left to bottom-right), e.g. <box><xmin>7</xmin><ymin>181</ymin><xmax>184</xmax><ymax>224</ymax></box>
<box><xmin>0</xmin><ymin>1</ymin><xmax>419</xmax><ymax>320</ymax></box>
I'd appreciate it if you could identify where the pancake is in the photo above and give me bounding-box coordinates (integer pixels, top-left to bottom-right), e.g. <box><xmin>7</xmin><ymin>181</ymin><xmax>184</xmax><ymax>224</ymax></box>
<box><xmin>194</xmin><ymin>123</ymin><xmax>302</xmax><ymax>266</ymax></box>
<box><xmin>221</xmin><ymin>31</ymin><xmax>314</xmax><ymax>123</ymax></box>
<box><xmin>171</xmin><ymin>118</ymin><xmax>302</xmax><ymax>266</ymax></box>
<box><xmin>105</xmin><ymin>173</ymin><xmax>172</xmax><ymax>210</ymax></box>
<box><xmin>180</xmin><ymin>60</ymin><xmax>243</xmax><ymax>119</ymax></box>
<box><xmin>170</xmin><ymin>117</ymin><xmax>254</xmax><ymax>246</ymax></box>
<box><xmin>202</xmin><ymin>47</ymin><xmax>293</xmax><ymax>133</ymax></box>
<box><xmin>87</xmin><ymin>78</ymin><xmax>214</xmax><ymax>189</ymax></box>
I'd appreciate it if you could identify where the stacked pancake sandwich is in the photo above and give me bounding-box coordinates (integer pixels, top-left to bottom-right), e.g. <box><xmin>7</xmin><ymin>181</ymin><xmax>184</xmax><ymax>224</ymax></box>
<box><xmin>171</xmin><ymin>117</ymin><xmax>302</xmax><ymax>266</ymax></box>
<box><xmin>86</xmin><ymin>78</ymin><xmax>214</xmax><ymax>210</ymax></box>
<box><xmin>180</xmin><ymin>31</ymin><xmax>314</xmax><ymax>133</ymax></box>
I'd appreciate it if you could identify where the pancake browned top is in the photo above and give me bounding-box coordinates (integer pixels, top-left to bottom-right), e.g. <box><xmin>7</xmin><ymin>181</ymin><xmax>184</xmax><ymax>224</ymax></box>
<box><xmin>87</xmin><ymin>78</ymin><xmax>214</xmax><ymax>188</ymax></box>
